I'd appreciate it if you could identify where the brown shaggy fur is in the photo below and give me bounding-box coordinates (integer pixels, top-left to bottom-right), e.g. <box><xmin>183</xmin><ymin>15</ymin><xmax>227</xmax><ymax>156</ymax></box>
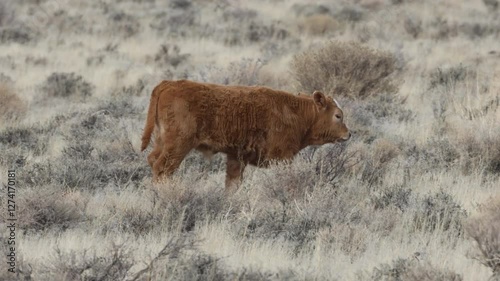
<box><xmin>141</xmin><ymin>80</ymin><xmax>350</xmax><ymax>192</ymax></box>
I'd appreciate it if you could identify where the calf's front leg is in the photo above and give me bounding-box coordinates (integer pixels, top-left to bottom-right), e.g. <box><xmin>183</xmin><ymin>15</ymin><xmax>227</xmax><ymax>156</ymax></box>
<box><xmin>225</xmin><ymin>154</ymin><xmax>246</xmax><ymax>193</ymax></box>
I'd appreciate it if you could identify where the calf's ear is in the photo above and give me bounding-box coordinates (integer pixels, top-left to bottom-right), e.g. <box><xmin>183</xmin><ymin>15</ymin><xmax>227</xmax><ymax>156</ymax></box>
<box><xmin>313</xmin><ymin>91</ymin><xmax>327</xmax><ymax>109</ymax></box>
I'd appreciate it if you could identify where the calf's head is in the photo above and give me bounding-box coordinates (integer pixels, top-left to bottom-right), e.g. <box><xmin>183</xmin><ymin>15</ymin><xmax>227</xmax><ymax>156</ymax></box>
<box><xmin>308</xmin><ymin>91</ymin><xmax>351</xmax><ymax>144</ymax></box>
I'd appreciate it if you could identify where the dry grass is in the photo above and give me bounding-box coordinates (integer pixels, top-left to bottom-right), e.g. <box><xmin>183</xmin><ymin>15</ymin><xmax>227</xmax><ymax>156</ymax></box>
<box><xmin>0</xmin><ymin>83</ymin><xmax>27</xmax><ymax>123</ymax></box>
<box><xmin>467</xmin><ymin>196</ymin><xmax>500</xmax><ymax>280</ymax></box>
<box><xmin>298</xmin><ymin>14</ymin><xmax>343</xmax><ymax>36</ymax></box>
<box><xmin>0</xmin><ymin>0</ymin><xmax>499</xmax><ymax>280</ymax></box>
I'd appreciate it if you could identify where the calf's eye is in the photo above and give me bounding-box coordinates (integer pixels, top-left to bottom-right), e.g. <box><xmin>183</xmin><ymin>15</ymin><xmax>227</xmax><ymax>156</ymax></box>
<box><xmin>335</xmin><ymin>114</ymin><xmax>342</xmax><ymax>120</ymax></box>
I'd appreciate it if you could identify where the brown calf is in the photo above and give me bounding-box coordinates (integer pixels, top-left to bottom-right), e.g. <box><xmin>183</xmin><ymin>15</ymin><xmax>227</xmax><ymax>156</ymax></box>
<box><xmin>141</xmin><ymin>80</ymin><xmax>350</xmax><ymax>192</ymax></box>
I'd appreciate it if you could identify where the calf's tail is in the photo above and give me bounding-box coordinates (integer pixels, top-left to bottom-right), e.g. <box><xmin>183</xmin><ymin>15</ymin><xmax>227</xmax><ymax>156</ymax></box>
<box><xmin>141</xmin><ymin>83</ymin><xmax>162</xmax><ymax>151</ymax></box>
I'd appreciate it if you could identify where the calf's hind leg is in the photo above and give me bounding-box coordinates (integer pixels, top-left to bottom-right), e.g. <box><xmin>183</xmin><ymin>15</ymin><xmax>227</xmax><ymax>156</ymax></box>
<box><xmin>152</xmin><ymin>136</ymin><xmax>195</xmax><ymax>182</ymax></box>
<box><xmin>147</xmin><ymin>128</ymin><xmax>162</xmax><ymax>168</ymax></box>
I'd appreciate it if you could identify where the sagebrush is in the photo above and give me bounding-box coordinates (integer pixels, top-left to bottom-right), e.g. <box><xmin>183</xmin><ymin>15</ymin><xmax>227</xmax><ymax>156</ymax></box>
<box><xmin>291</xmin><ymin>41</ymin><xmax>400</xmax><ymax>99</ymax></box>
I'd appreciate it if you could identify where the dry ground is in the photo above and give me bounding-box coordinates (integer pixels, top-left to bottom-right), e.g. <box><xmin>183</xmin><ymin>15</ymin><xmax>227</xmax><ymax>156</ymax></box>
<box><xmin>1</xmin><ymin>0</ymin><xmax>499</xmax><ymax>280</ymax></box>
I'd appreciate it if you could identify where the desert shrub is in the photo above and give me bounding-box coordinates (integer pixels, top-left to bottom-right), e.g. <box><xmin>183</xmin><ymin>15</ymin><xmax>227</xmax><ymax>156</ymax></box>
<box><xmin>131</xmin><ymin>237</ymin><xmax>267</xmax><ymax>281</ymax></box>
<box><xmin>93</xmin><ymin>98</ymin><xmax>144</xmax><ymax>119</ymax></box>
<box><xmin>484</xmin><ymin>0</ymin><xmax>499</xmax><ymax>11</ymax></box>
<box><xmin>430</xmin><ymin>17</ymin><xmax>458</xmax><ymax>40</ymax></box>
<box><xmin>107</xmin><ymin>11</ymin><xmax>140</xmax><ymax>38</ymax></box>
<box><xmin>112</xmin><ymin>78</ymin><xmax>147</xmax><ymax>97</ymax></box>
<box><xmin>132</xmin><ymin>236</ymin><xmax>297</xmax><ymax>280</ymax></box>
<box><xmin>37</xmin><ymin>237</ymin><xmax>233</xmax><ymax>281</ymax></box>
<box><xmin>222</xmin><ymin>20</ymin><xmax>290</xmax><ymax>46</ymax></box>
<box><xmin>412</xmin><ymin>191</ymin><xmax>467</xmax><ymax>234</ymax></box>
<box><xmin>0</xmin><ymin>23</ymin><xmax>38</xmax><ymax>44</ymax></box>
<box><xmin>234</xmin><ymin>146</ymin><xmax>362</xmax><ymax>252</ymax></box>
<box><xmin>45</xmin><ymin>9</ymin><xmax>91</xmax><ymax>36</ymax></box>
<box><xmin>0</xmin><ymin>126</ymin><xmax>42</xmax><ymax>151</ymax></box>
<box><xmin>39</xmin><ymin>243</ymin><xmax>134</xmax><ymax>281</ymax></box>
<box><xmin>41</xmin><ymin>72</ymin><xmax>94</xmax><ymax>100</ymax></box>
<box><xmin>170</xmin><ymin>0</ymin><xmax>192</xmax><ymax>9</ymax></box>
<box><xmin>235</xmin><ymin>187</ymin><xmax>339</xmax><ymax>253</ymax></box>
<box><xmin>291</xmin><ymin>3</ymin><xmax>330</xmax><ymax>17</ymax></box>
<box><xmin>255</xmin><ymin>144</ymin><xmax>356</xmax><ymax>197</ymax></box>
<box><xmin>487</xmin><ymin>141</ymin><xmax>500</xmax><ymax>174</ymax></box>
<box><xmin>360</xmin><ymin>139</ymin><xmax>401</xmax><ymax>188</ymax></box>
<box><xmin>149</xmin><ymin>9</ymin><xmax>197</xmax><ymax>35</ymax></box>
<box><xmin>336</xmin><ymin>6</ymin><xmax>365</xmax><ymax>22</ymax></box>
<box><xmin>0</xmin><ymin>83</ymin><xmax>27</xmax><ymax>123</ymax></box>
<box><xmin>25</xmin><ymin>55</ymin><xmax>47</xmax><ymax>66</ymax></box>
<box><xmin>452</xmin><ymin>133</ymin><xmax>500</xmax><ymax>175</ymax></box>
<box><xmin>58</xmin><ymin>126</ymin><xmax>147</xmax><ymax>189</ymax></box>
<box><xmin>86</xmin><ymin>54</ymin><xmax>105</xmax><ymax>66</ymax></box>
<box><xmin>458</xmin><ymin>22</ymin><xmax>500</xmax><ymax>39</ymax></box>
<box><xmin>0</xmin><ymin>73</ymin><xmax>13</xmax><ymax>83</ymax></box>
<box><xmin>107</xmin><ymin>204</ymin><xmax>160</xmax><ymax>235</ymax></box>
<box><xmin>53</xmin><ymin>149</ymin><xmax>148</xmax><ymax>190</ymax></box>
<box><xmin>361</xmin><ymin>258</ymin><xmax>463</xmax><ymax>281</ymax></box>
<box><xmin>429</xmin><ymin>65</ymin><xmax>472</xmax><ymax>90</ymax></box>
<box><xmin>0</xmin><ymin>124</ymin><xmax>52</xmax><ymax>168</ymax></box>
<box><xmin>228</xmin><ymin>268</ymin><xmax>299</xmax><ymax>281</ymax></box>
<box><xmin>291</xmin><ymin>41</ymin><xmax>399</xmax><ymax>99</ymax></box>
<box><xmin>153</xmin><ymin>178</ymin><xmax>227</xmax><ymax>232</ymax></box>
<box><xmin>191</xmin><ymin>58</ymin><xmax>266</xmax><ymax>86</ymax></box>
<box><xmin>247</xmin><ymin>20</ymin><xmax>289</xmax><ymax>42</ymax></box>
<box><xmin>402</xmin><ymin>265</ymin><xmax>463</xmax><ymax>281</ymax></box>
<box><xmin>364</xmin><ymin>94</ymin><xmax>414</xmax><ymax>121</ymax></box>
<box><xmin>14</xmin><ymin>186</ymin><xmax>83</xmax><ymax>231</ymax></box>
<box><xmin>429</xmin><ymin>18</ymin><xmax>500</xmax><ymax>40</ymax></box>
<box><xmin>311</xmin><ymin>143</ymin><xmax>359</xmax><ymax>185</ymax></box>
<box><xmin>97</xmin><ymin>171</ymin><xmax>226</xmax><ymax>235</ymax></box>
<box><xmin>466</xmin><ymin>197</ymin><xmax>500</xmax><ymax>280</ymax></box>
<box><xmin>428</xmin><ymin>64</ymin><xmax>498</xmax><ymax>123</ymax></box>
<box><xmin>402</xmin><ymin>138</ymin><xmax>460</xmax><ymax>172</ymax></box>
<box><xmin>428</xmin><ymin>138</ymin><xmax>460</xmax><ymax>169</ymax></box>
<box><xmin>16</xmin><ymin>99</ymin><xmax>149</xmax><ymax>189</ymax></box>
<box><xmin>155</xmin><ymin>251</ymin><xmax>224</xmax><ymax>281</ymax></box>
<box><xmin>342</xmin><ymin>101</ymin><xmax>381</xmax><ymax>143</ymax></box>
<box><xmin>372</xmin><ymin>185</ymin><xmax>412</xmax><ymax>212</ymax></box>
<box><xmin>222</xmin><ymin>7</ymin><xmax>257</xmax><ymax>22</ymax></box>
<box><xmin>0</xmin><ymin>1</ymin><xmax>14</xmax><ymax>27</ymax></box>
<box><xmin>404</xmin><ymin>14</ymin><xmax>422</xmax><ymax>38</ymax></box>
<box><xmin>154</xmin><ymin>44</ymin><xmax>190</xmax><ymax>68</ymax></box>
